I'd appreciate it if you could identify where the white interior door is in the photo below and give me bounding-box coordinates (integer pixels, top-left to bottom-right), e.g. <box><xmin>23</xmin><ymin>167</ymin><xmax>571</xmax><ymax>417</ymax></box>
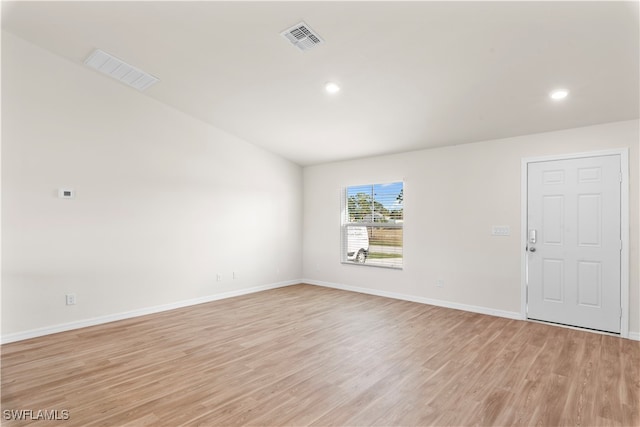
<box><xmin>527</xmin><ymin>155</ymin><xmax>621</xmax><ymax>333</ymax></box>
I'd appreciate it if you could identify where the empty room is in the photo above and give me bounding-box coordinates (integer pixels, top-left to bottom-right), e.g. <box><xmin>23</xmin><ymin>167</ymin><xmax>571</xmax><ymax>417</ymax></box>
<box><xmin>1</xmin><ymin>1</ymin><xmax>638</xmax><ymax>426</ymax></box>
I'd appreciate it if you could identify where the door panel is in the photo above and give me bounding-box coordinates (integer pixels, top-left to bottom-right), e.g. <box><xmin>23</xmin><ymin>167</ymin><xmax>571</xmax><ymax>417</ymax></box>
<box><xmin>542</xmin><ymin>259</ymin><xmax>563</xmax><ymax>302</ymax></box>
<box><xmin>542</xmin><ymin>196</ymin><xmax>564</xmax><ymax>244</ymax></box>
<box><xmin>577</xmin><ymin>194</ymin><xmax>601</xmax><ymax>246</ymax></box>
<box><xmin>527</xmin><ymin>155</ymin><xmax>621</xmax><ymax>333</ymax></box>
<box><xmin>577</xmin><ymin>261</ymin><xmax>601</xmax><ymax>307</ymax></box>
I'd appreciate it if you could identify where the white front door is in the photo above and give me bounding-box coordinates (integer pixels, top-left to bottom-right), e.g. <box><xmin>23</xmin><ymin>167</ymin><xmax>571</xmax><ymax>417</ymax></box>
<box><xmin>527</xmin><ymin>155</ymin><xmax>621</xmax><ymax>333</ymax></box>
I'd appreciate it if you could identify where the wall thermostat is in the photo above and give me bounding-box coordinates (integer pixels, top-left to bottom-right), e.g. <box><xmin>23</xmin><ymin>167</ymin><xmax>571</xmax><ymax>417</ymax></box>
<box><xmin>58</xmin><ymin>188</ymin><xmax>75</xmax><ymax>199</ymax></box>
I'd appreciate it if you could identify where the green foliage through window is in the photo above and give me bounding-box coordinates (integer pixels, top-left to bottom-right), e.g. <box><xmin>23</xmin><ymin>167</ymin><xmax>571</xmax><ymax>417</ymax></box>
<box><xmin>342</xmin><ymin>181</ymin><xmax>403</xmax><ymax>269</ymax></box>
<box><xmin>346</xmin><ymin>182</ymin><xmax>403</xmax><ymax>224</ymax></box>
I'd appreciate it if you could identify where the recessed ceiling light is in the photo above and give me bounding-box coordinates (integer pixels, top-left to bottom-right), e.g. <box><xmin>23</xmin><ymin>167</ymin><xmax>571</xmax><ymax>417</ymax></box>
<box><xmin>550</xmin><ymin>89</ymin><xmax>569</xmax><ymax>100</ymax></box>
<box><xmin>325</xmin><ymin>82</ymin><xmax>341</xmax><ymax>94</ymax></box>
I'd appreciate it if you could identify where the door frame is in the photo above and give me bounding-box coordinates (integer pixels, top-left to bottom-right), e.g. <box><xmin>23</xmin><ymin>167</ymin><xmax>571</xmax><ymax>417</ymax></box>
<box><xmin>520</xmin><ymin>148</ymin><xmax>629</xmax><ymax>338</ymax></box>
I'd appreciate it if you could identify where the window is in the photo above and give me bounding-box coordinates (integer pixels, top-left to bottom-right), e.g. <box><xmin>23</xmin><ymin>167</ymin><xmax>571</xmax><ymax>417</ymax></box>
<box><xmin>341</xmin><ymin>181</ymin><xmax>403</xmax><ymax>269</ymax></box>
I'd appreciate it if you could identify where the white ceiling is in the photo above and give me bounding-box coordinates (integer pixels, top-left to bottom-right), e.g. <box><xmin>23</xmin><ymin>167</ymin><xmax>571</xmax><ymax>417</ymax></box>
<box><xmin>2</xmin><ymin>1</ymin><xmax>638</xmax><ymax>166</ymax></box>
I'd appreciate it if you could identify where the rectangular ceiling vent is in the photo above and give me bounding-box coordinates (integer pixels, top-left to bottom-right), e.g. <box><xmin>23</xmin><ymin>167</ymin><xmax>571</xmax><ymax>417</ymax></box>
<box><xmin>280</xmin><ymin>21</ymin><xmax>324</xmax><ymax>52</ymax></box>
<box><xmin>84</xmin><ymin>49</ymin><xmax>159</xmax><ymax>91</ymax></box>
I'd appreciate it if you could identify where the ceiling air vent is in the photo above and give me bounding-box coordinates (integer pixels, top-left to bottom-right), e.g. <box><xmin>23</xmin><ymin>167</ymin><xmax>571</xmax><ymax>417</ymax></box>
<box><xmin>84</xmin><ymin>49</ymin><xmax>159</xmax><ymax>91</ymax></box>
<box><xmin>280</xmin><ymin>21</ymin><xmax>324</xmax><ymax>52</ymax></box>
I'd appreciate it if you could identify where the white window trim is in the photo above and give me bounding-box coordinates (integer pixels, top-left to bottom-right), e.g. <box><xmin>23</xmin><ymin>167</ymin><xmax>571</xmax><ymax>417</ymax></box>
<box><xmin>340</xmin><ymin>181</ymin><xmax>404</xmax><ymax>270</ymax></box>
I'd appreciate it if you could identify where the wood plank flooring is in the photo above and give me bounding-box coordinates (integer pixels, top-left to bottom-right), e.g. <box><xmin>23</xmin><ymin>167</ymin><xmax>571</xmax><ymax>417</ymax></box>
<box><xmin>1</xmin><ymin>284</ymin><xmax>638</xmax><ymax>426</ymax></box>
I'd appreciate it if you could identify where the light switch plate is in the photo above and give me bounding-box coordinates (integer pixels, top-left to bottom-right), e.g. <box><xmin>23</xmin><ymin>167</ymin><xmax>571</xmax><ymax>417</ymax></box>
<box><xmin>491</xmin><ymin>225</ymin><xmax>510</xmax><ymax>236</ymax></box>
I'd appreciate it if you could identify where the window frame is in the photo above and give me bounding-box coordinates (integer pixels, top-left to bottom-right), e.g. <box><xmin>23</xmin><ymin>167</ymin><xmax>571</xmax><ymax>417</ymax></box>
<box><xmin>340</xmin><ymin>181</ymin><xmax>404</xmax><ymax>270</ymax></box>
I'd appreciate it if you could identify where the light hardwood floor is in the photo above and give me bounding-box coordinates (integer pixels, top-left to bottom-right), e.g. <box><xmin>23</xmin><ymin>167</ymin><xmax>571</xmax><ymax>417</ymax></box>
<box><xmin>1</xmin><ymin>284</ymin><xmax>638</xmax><ymax>426</ymax></box>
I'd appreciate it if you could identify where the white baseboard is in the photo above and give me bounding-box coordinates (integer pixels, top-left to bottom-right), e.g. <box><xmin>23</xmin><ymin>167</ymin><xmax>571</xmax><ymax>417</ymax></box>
<box><xmin>4</xmin><ymin>279</ymin><xmax>636</xmax><ymax>344</ymax></box>
<box><xmin>305</xmin><ymin>280</ymin><xmax>640</xmax><ymax>340</ymax></box>
<box><xmin>1</xmin><ymin>280</ymin><xmax>299</xmax><ymax>344</ymax></box>
<box><xmin>303</xmin><ymin>279</ymin><xmax>523</xmax><ymax>321</ymax></box>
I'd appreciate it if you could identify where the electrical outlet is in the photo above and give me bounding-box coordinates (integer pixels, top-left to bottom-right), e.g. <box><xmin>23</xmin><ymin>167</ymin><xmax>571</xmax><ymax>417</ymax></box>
<box><xmin>233</xmin><ymin>272</ymin><xmax>237</xmax><ymax>280</ymax></box>
<box><xmin>216</xmin><ymin>274</ymin><xmax>222</xmax><ymax>282</ymax></box>
<box><xmin>65</xmin><ymin>293</ymin><xmax>76</xmax><ymax>305</ymax></box>
<box><xmin>436</xmin><ymin>279</ymin><xmax>444</xmax><ymax>288</ymax></box>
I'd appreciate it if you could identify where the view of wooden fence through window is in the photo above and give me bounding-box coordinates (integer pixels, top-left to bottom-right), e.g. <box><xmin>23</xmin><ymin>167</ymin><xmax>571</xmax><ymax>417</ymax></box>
<box><xmin>342</xmin><ymin>182</ymin><xmax>403</xmax><ymax>269</ymax></box>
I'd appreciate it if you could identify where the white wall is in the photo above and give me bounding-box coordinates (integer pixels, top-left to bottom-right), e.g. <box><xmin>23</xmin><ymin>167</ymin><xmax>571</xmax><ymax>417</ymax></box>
<box><xmin>3</xmin><ymin>31</ymin><xmax>638</xmax><ymax>343</ymax></box>
<box><xmin>303</xmin><ymin>120</ymin><xmax>639</xmax><ymax>336</ymax></box>
<box><xmin>1</xmin><ymin>32</ymin><xmax>303</xmax><ymax>339</ymax></box>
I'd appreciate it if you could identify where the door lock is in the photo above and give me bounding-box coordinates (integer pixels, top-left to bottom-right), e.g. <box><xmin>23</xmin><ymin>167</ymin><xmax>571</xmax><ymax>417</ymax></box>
<box><xmin>529</xmin><ymin>246</ymin><xmax>536</xmax><ymax>252</ymax></box>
